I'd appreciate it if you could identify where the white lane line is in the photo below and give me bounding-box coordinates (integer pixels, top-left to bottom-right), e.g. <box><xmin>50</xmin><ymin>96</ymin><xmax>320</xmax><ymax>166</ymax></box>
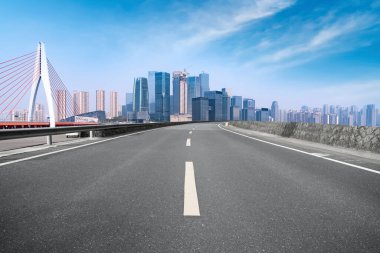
<box><xmin>310</xmin><ymin>153</ymin><xmax>330</xmax><ymax>157</ymax></box>
<box><xmin>0</xmin><ymin>128</ymin><xmax>157</xmax><ymax>168</ymax></box>
<box><xmin>184</xmin><ymin>161</ymin><xmax>200</xmax><ymax>216</ymax></box>
<box><xmin>189</xmin><ymin>131</ymin><xmax>192</xmax><ymax>134</ymax></box>
<box><xmin>218</xmin><ymin>124</ymin><xmax>380</xmax><ymax>175</ymax></box>
<box><xmin>186</xmin><ymin>138</ymin><xmax>191</xmax><ymax>147</ymax></box>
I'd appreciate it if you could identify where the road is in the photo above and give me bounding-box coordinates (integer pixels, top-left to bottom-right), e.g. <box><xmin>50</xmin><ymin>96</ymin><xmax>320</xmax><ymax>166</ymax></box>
<box><xmin>0</xmin><ymin>123</ymin><xmax>379</xmax><ymax>252</ymax></box>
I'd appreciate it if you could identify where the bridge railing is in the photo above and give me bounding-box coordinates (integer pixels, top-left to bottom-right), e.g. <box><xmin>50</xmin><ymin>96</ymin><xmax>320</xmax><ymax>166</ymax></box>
<box><xmin>0</xmin><ymin>122</ymin><xmax>195</xmax><ymax>144</ymax></box>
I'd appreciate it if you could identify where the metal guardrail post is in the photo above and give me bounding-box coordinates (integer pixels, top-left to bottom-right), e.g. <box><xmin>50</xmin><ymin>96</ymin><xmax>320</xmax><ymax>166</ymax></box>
<box><xmin>46</xmin><ymin>135</ymin><xmax>52</xmax><ymax>145</ymax></box>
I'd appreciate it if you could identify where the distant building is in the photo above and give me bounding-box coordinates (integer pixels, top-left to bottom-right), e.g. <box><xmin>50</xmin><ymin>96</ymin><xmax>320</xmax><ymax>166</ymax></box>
<box><xmin>34</xmin><ymin>103</ymin><xmax>45</xmax><ymax>122</ymax></box>
<box><xmin>125</xmin><ymin>93</ymin><xmax>133</xmax><ymax>112</ymax></box>
<box><xmin>155</xmin><ymin>72</ymin><xmax>170</xmax><ymax>122</ymax></box>
<box><xmin>65</xmin><ymin>110</ymin><xmax>106</xmax><ymax>123</ymax></box>
<box><xmin>271</xmin><ymin>101</ymin><xmax>279</xmax><ymax>122</ymax></box>
<box><xmin>199</xmin><ymin>72</ymin><xmax>209</xmax><ymax>96</ymax></box>
<box><xmin>322</xmin><ymin>104</ymin><xmax>329</xmax><ymax>115</ymax></box>
<box><xmin>365</xmin><ymin>104</ymin><xmax>376</xmax><ymax>127</ymax></box>
<box><xmin>170</xmin><ymin>114</ymin><xmax>192</xmax><ymax>122</ymax></box>
<box><xmin>243</xmin><ymin>98</ymin><xmax>255</xmax><ymax>121</ymax></box>
<box><xmin>133</xmin><ymin>77</ymin><xmax>149</xmax><ymax>112</ymax></box>
<box><xmin>109</xmin><ymin>91</ymin><xmax>118</xmax><ymax>118</ymax></box>
<box><xmin>133</xmin><ymin>77</ymin><xmax>149</xmax><ymax>121</ymax></box>
<box><xmin>192</xmin><ymin>97</ymin><xmax>209</xmax><ymax>121</ymax></box>
<box><xmin>172</xmin><ymin>71</ymin><xmax>188</xmax><ymax>114</ymax></box>
<box><xmin>56</xmin><ymin>89</ymin><xmax>67</xmax><ymax>120</ymax></box>
<box><xmin>231</xmin><ymin>96</ymin><xmax>242</xmax><ymax>109</ymax></box>
<box><xmin>148</xmin><ymin>71</ymin><xmax>156</xmax><ymax>113</ymax></box>
<box><xmin>170</xmin><ymin>95</ymin><xmax>173</xmax><ymax>115</ymax></box>
<box><xmin>230</xmin><ymin>106</ymin><xmax>240</xmax><ymax>121</ymax></box>
<box><xmin>221</xmin><ymin>88</ymin><xmax>230</xmax><ymax>121</ymax></box>
<box><xmin>96</xmin><ymin>90</ymin><xmax>105</xmax><ymax>111</ymax></box>
<box><xmin>256</xmin><ymin>108</ymin><xmax>270</xmax><ymax>122</ymax></box>
<box><xmin>73</xmin><ymin>91</ymin><xmax>89</xmax><ymax>115</ymax></box>
<box><xmin>205</xmin><ymin>90</ymin><xmax>223</xmax><ymax>121</ymax></box>
<box><xmin>187</xmin><ymin>76</ymin><xmax>201</xmax><ymax>115</ymax></box>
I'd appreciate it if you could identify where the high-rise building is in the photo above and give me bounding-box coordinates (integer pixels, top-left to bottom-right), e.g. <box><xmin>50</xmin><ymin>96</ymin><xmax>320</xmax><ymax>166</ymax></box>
<box><xmin>199</xmin><ymin>72</ymin><xmax>209</xmax><ymax>96</ymax></box>
<box><xmin>148</xmin><ymin>71</ymin><xmax>156</xmax><ymax>113</ymax></box>
<box><xmin>155</xmin><ymin>72</ymin><xmax>170</xmax><ymax>121</ymax></box>
<box><xmin>205</xmin><ymin>91</ymin><xmax>223</xmax><ymax>121</ymax></box>
<box><xmin>96</xmin><ymin>90</ymin><xmax>105</xmax><ymax>111</ymax></box>
<box><xmin>256</xmin><ymin>108</ymin><xmax>270</xmax><ymax>122</ymax></box>
<box><xmin>231</xmin><ymin>96</ymin><xmax>243</xmax><ymax>109</ymax></box>
<box><xmin>365</xmin><ymin>104</ymin><xmax>376</xmax><ymax>127</ymax></box>
<box><xmin>192</xmin><ymin>97</ymin><xmax>209</xmax><ymax>121</ymax></box>
<box><xmin>34</xmin><ymin>103</ymin><xmax>45</xmax><ymax>122</ymax></box>
<box><xmin>73</xmin><ymin>91</ymin><xmax>89</xmax><ymax>115</ymax></box>
<box><xmin>322</xmin><ymin>104</ymin><xmax>329</xmax><ymax>115</ymax></box>
<box><xmin>230</xmin><ymin>106</ymin><xmax>240</xmax><ymax>121</ymax></box>
<box><xmin>172</xmin><ymin>71</ymin><xmax>188</xmax><ymax>114</ymax></box>
<box><xmin>271</xmin><ymin>101</ymin><xmax>279</xmax><ymax>122</ymax></box>
<box><xmin>170</xmin><ymin>95</ymin><xmax>173</xmax><ymax>115</ymax></box>
<box><xmin>187</xmin><ymin>76</ymin><xmax>201</xmax><ymax>115</ymax></box>
<box><xmin>243</xmin><ymin>98</ymin><xmax>255</xmax><ymax>121</ymax></box>
<box><xmin>221</xmin><ymin>88</ymin><xmax>230</xmax><ymax>121</ymax></box>
<box><xmin>56</xmin><ymin>89</ymin><xmax>67</xmax><ymax>120</ymax></box>
<box><xmin>125</xmin><ymin>93</ymin><xmax>133</xmax><ymax>112</ymax></box>
<box><xmin>109</xmin><ymin>91</ymin><xmax>118</xmax><ymax>118</ymax></box>
<box><xmin>133</xmin><ymin>77</ymin><xmax>149</xmax><ymax>112</ymax></box>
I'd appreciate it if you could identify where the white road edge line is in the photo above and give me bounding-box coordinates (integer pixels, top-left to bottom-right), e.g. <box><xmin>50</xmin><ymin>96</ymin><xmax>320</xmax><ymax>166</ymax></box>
<box><xmin>218</xmin><ymin>124</ymin><xmax>380</xmax><ymax>175</ymax></box>
<box><xmin>186</xmin><ymin>138</ymin><xmax>191</xmax><ymax>147</ymax></box>
<box><xmin>184</xmin><ymin>161</ymin><xmax>200</xmax><ymax>216</ymax></box>
<box><xmin>0</xmin><ymin>128</ymin><xmax>157</xmax><ymax>167</ymax></box>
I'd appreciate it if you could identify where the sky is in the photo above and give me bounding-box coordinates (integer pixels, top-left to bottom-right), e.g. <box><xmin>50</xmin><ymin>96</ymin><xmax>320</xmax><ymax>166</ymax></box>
<box><xmin>0</xmin><ymin>0</ymin><xmax>379</xmax><ymax>110</ymax></box>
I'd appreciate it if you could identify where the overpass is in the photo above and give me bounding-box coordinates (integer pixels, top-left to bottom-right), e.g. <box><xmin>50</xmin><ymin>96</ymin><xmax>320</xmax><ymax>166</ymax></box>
<box><xmin>0</xmin><ymin>122</ymin><xmax>379</xmax><ymax>252</ymax></box>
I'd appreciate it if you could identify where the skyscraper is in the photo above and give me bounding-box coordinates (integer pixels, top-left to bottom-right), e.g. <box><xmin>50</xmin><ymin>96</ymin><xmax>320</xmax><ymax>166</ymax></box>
<box><xmin>230</xmin><ymin>106</ymin><xmax>240</xmax><ymax>121</ymax></box>
<box><xmin>125</xmin><ymin>93</ymin><xmax>133</xmax><ymax>112</ymax></box>
<box><xmin>271</xmin><ymin>101</ymin><xmax>279</xmax><ymax>122</ymax></box>
<box><xmin>155</xmin><ymin>72</ymin><xmax>170</xmax><ymax>121</ymax></box>
<box><xmin>172</xmin><ymin>71</ymin><xmax>188</xmax><ymax>114</ymax></box>
<box><xmin>73</xmin><ymin>91</ymin><xmax>89</xmax><ymax>115</ymax></box>
<box><xmin>242</xmin><ymin>98</ymin><xmax>255</xmax><ymax>121</ymax></box>
<box><xmin>365</xmin><ymin>104</ymin><xmax>376</xmax><ymax>126</ymax></box>
<box><xmin>205</xmin><ymin>91</ymin><xmax>223</xmax><ymax>121</ymax></box>
<box><xmin>110</xmin><ymin>91</ymin><xmax>118</xmax><ymax>118</ymax></box>
<box><xmin>322</xmin><ymin>104</ymin><xmax>329</xmax><ymax>115</ymax></box>
<box><xmin>221</xmin><ymin>88</ymin><xmax>230</xmax><ymax>121</ymax></box>
<box><xmin>231</xmin><ymin>96</ymin><xmax>243</xmax><ymax>109</ymax></box>
<box><xmin>96</xmin><ymin>90</ymin><xmax>105</xmax><ymax>111</ymax></box>
<box><xmin>148</xmin><ymin>71</ymin><xmax>156</xmax><ymax>113</ymax></box>
<box><xmin>231</xmin><ymin>96</ymin><xmax>242</xmax><ymax>120</ymax></box>
<box><xmin>133</xmin><ymin>77</ymin><xmax>149</xmax><ymax>112</ymax></box>
<box><xmin>256</xmin><ymin>108</ymin><xmax>270</xmax><ymax>122</ymax></box>
<box><xmin>34</xmin><ymin>103</ymin><xmax>45</xmax><ymax>122</ymax></box>
<box><xmin>187</xmin><ymin>76</ymin><xmax>201</xmax><ymax>115</ymax></box>
<box><xmin>199</xmin><ymin>72</ymin><xmax>209</xmax><ymax>96</ymax></box>
<box><xmin>56</xmin><ymin>89</ymin><xmax>67</xmax><ymax>120</ymax></box>
<box><xmin>192</xmin><ymin>97</ymin><xmax>209</xmax><ymax>121</ymax></box>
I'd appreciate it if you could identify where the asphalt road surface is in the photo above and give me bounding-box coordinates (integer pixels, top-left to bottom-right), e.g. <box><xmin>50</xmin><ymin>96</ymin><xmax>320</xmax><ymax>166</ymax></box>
<box><xmin>0</xmin><ymin>123</ymin><xmax>379</xmax><ymax>252</ymax></box>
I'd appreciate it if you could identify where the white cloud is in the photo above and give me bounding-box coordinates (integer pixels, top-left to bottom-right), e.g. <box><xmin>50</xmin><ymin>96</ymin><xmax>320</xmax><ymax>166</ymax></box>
<box><xmin>174</xmin><ymin>0</ymin><xmax>295</xmax><ymax>48</ymax></box>
<box><xmin>257</xmin><ymin>13</ymin><xmax>377</xmax><ymax>64</ymax></box>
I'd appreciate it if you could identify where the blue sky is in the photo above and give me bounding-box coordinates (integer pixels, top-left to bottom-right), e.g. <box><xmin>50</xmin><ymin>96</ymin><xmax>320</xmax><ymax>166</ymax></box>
<box><xmin>0</xmin><ymin>0</ymin><xmax>379</xmax><ymax>110</ymax></box>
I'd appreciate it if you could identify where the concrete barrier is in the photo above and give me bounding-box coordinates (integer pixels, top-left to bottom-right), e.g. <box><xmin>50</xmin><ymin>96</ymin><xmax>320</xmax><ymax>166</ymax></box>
<box><xmin>229</xmin><ymin>121</ymin><xmax>380</xmax><ymax>153</ymax></box>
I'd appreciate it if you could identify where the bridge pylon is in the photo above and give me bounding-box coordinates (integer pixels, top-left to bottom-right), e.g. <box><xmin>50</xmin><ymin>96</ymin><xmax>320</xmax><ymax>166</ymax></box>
<box><xmin>27</xmin><ymin>42</ymin><xmax>56</xmax><ymax>127</ymax></box>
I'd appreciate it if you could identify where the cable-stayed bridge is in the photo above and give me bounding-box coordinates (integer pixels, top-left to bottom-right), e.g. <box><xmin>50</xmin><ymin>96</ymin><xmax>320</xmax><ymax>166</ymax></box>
<box><xmin>0</xmin><ymin>43</ymin><xmax>94</xmax><ymax>128</ymax></box>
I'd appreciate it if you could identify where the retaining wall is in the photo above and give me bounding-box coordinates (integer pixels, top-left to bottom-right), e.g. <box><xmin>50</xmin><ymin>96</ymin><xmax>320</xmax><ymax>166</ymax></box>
<box><xmin>229</xmin><ymin>121</ymin><xmax>380</xmax><ymax>153</ymax></box>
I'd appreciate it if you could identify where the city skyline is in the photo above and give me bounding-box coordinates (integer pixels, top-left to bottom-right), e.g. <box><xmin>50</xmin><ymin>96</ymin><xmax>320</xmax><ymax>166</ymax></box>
<box><xmin>0</xmin><ymin>0</ymin><xmax>379</xmax><ymax>109</ymax></box>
